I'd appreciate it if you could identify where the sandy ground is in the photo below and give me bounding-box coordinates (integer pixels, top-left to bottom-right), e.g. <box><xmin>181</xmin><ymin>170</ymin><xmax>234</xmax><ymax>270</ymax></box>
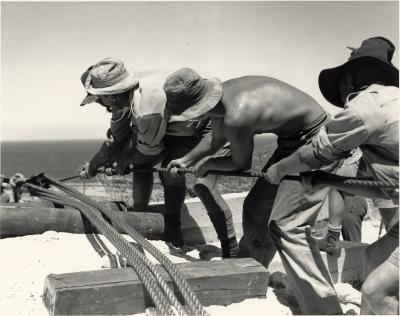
<box><xmin>0</xmin><ymin>219</ymin><xmax>383</xmax><ymax>316</ymax></box>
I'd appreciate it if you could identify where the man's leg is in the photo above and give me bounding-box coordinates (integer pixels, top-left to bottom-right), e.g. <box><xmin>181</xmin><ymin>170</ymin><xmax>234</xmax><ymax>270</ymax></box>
<box><xmin>159</xmin><ymin>169</ymin><xmax>186</xmax><ymax>247</ymax></box>
<box><xmin>158</xmin><ymin>136</ymin><xmax>198</xmax><ymax>248</ymax></box>
<box><xmin>332</xmin><ymin>154</ymin><xmax>367</xmax><ymax>242</ymax></box>
<box><xmin>341</xmin><ymin>207</ymin><xmax>363</xmax><ymax>242</ymax></box>
<box><xmin>238</xmin><ymin>176</ymin><xmax>279</xmax><ymax>267</ymax></box>
<box><xmin>131</xmin><ymin>172</ymin><xmax>154</xmax><ymax>212</ymax></box>
<box><xmin>317</xmin><ymin>190</ymin><xmax>344</xmax><ymax>251</ymax></box>
<box><xmin>361</xmin><ymin>246</ymin><xmax>399</xmax><ymax>315</ymax></box>
<box><xmin>194</xmin><ymin>175</ymin><xmax>239</xmax><ymax>258</ymax></box>
<box><xmin>341</xmin><ymin>196</ymin><xmax>368</xmax><ymax>242</ymax></box>
<box><xmin>269</xmin><ymin>180</ymin><xmax>343</xmax><ymax>315</ymax></box>
<box><xmin>363</xmin><ymin>221</ymin><xmax>399</xmax><ymax>279</ymax></box>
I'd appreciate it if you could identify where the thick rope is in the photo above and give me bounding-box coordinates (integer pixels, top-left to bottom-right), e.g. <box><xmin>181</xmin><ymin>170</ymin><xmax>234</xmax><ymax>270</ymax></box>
<box><xmin>134</xmin><ymin>167</ymin><xmax>399</xmax><ymax>189</ymax></box>
<box><xmin>25</xmin><ymin>183</ymin><xmax>185</xmax><ymax>316</ymax></box>
<box><xmin>27</xmin><ymin>176</ymin><xmax>207</xmax><ymax>316</ymax></box>
<box><xmin>45</xmin><ymin>175</ymin><xmax>207</xmax><ymax>316</ymax></box>
<box><xmin>61</xmin><ymin>168</ymin><xmax>398</xmax><ymax>189</ymax></box>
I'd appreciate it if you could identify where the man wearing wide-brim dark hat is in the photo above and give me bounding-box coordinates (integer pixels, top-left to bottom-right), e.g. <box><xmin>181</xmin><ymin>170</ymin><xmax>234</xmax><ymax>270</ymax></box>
<box><xmin>319</xmin><ymin>36</ymin><xmax>399</xmax><ymax>107</ymax></box>
<box><xmin>265</xmin><ymin>36</ymin><xmax>399</xmax><ymax>314</ymax></box>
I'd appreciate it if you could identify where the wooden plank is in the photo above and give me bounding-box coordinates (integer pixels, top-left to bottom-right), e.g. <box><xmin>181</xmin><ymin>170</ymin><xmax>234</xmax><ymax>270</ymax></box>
<box><xmin>43</xmin><ymin>258</ymin><xmax>269</xmax><ymax>316</ymax></box>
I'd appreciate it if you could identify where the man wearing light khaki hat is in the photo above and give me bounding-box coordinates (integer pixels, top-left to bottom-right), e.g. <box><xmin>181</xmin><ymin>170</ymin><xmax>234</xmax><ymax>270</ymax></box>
<box><xmin>79</xmin><ymin>58</ymin><xmax>239</xmax><ymax>257</ymax></box>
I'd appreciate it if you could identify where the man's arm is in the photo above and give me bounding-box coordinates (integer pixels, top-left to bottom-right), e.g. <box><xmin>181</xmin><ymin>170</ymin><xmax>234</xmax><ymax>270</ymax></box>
<box><xmin>84</xmin><ymin>108</ymin><xmax>132</xmax><ymax>177</ymax></box>
<box><xmin>178</xmin><ymin>118</ymin><xmax>228</xmax><ymax>166</ymax></box>
<box><xmin>265</xmin><ymin>108</ymin><xmax>369</xmax><ymax>183</ymax></box>
<box><xmin>197</xmin><ymin>123</ymin><xmax>254</xmax><ymax>176</ymax></box>
<box><xmin>166</xmin><ymin>118</ymin><xmax>228</xmax><ymax>172</ymax></box>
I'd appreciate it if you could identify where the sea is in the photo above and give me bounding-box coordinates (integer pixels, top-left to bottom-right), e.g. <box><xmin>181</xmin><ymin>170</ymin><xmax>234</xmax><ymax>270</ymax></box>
<box><xmin>1</xmin><ymin>139</ymin><xmax>104</xmax><ymax>181</ymax></box>
<box><xmin>0</xmin><ymin>135</ymin><xmax>277</xmax><ymax>190</ymax></box>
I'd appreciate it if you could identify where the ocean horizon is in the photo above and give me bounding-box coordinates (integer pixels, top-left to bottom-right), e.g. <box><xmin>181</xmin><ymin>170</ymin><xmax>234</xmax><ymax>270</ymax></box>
<box><xmin>1</xmin><ymin>139</ymin><xmax>104</xmax><ymax>180</ymax></box>
<box><xmin>1</xmin><ymin>135</ymin><xmax>277</xmax><ymax>183</ymax></box>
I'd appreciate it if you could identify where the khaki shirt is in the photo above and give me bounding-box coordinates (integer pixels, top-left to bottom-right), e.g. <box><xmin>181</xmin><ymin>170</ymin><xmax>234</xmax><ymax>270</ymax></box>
<box><xmin>301</xmin><ymin>84</ymin><xmax>399</xmax><ymax>202</ymax></box>
<box><xmin>108</xmin><ymin>70</ymin><xmax>209</xmax><ymax>155</ymax></box>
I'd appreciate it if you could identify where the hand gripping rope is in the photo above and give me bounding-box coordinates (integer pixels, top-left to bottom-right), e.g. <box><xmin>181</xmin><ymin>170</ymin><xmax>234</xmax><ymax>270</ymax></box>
<box><xmin>61</xmin><ymin>167</ymin><xmax>398</xmax><ymax>190</ymax></box>
<box><xmin>24</xmin><ymin>173</ymin><xmax>208</xmax><ymax>316</ymax></box>
<box><xmin>126</xmin><ymin>167</ymin><xmax>399</xmax><ymax>190</ymax></box>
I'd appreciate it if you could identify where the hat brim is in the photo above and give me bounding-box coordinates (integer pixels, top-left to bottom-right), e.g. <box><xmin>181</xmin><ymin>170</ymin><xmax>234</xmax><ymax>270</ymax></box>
<box><xmin>319</xmin><ymin>57</ymin><xmax>399</xmax><ymax>107</ymax></box>
<box><xmin>85</xmin><ymin>70</ymin><xmax>139</xmax><ymax>95</ymax></box>
<box><xmin>80</xmin><ymin>93</ymin><xmax>100</xmax><ymax>106</ymax></box>
<box><xmin>169</xmin><ymin>78</ymin><xmax>223</xmax><ymax>122</ymax></box>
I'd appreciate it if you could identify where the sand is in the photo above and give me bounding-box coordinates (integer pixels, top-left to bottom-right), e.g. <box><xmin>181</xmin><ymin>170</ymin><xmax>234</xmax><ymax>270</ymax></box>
<box><xmin>0</xmin><ymin>219</ymin><xmax>383</xmax><ymax>316</ymax></box>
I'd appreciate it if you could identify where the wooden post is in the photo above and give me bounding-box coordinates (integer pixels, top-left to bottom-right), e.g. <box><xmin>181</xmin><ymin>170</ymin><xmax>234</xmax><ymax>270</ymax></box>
<box><xmin>0</xmin><ymin>205</ymin><xmax>164</xmax><ymax>239</ymax></box>
<box><xmin>43</xmin><ymin>258</ymin><xmax>269</xmax><ymax>316</ymax></box>
<box><xmin>0</xmin><ymin>192</ymin><xmax>247</xmax><ymax>245</ymax></box>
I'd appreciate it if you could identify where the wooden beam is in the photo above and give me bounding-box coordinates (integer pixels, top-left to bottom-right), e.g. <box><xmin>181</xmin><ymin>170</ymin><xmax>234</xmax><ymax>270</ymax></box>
<box><xmin>0</xmin><ymin>205</ymin><xmax>164</xmax><ymax>239</ymax></box>
<box><xmin>43</xmin><ymin>258</ymin><xmax>269</xmax><ymax>316</ymax></box>
<box><xmin>0</xmin><ymin>192</ymin><xmax>246</xmax><ymax>245</ymax></box>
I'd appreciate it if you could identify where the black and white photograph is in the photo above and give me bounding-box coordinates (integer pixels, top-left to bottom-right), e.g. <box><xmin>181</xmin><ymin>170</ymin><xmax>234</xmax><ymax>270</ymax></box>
<box><xmin>1</xmin><ymin>1</ymin><xmax>399</xmax><ymax>315</ymax></box>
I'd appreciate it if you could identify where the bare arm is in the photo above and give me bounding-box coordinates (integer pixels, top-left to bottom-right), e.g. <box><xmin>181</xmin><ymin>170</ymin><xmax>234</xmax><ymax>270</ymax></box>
<box><xmin>167</xmin><ymin>118</ymin><xmax>228</xmax><ymax>169</ymax></box>
<box><xmin>198</xmin><ymin>123</ymin><xmax>254</xmax><ymax>175</ymax></box>
<box><xmin>265</xmin><ymin>107</ymin><xmax>369</xmax><ymax>183</ymax></box>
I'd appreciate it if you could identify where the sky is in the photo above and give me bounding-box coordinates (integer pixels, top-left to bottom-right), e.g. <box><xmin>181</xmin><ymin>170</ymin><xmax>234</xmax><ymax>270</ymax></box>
<box><xmin>1</xmin><ymin>1</ymin><xmax>399</xmax><ymax>141</ymax></box>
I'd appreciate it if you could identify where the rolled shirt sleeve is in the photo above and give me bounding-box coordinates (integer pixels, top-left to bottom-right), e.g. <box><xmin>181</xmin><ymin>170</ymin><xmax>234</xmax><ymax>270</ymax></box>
<box><xmin>299</xmin><ymin>84</ymin><xmax>398</xmax><ymax>169</ymax></box>
<box><xmin>298</xmin><ymin>84</ymin><xmax>398</xmax><ymax>202</ymax></box>
<box><xmin>298</xmin><ymin>109</ymin><xmax>369</xmax><ymax>168</ymax></box>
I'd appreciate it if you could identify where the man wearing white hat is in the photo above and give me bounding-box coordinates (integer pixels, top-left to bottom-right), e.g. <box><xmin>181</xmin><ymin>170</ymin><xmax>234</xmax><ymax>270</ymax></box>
<box><xmin>79</xmin><ymin>58</ymin><xmax>239</xmax><ymax>257</ymax></box>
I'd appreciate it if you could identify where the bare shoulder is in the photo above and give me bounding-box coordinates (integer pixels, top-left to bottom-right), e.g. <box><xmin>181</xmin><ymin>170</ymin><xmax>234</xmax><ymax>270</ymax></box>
<box><xmin>222</xmin><ymin>76</ymin><xmax>277</xmax><ymax>128</ymax></box>
<box><xmin>224</xmin><ymin>104</ymin><xmax>259</xmax><ymax>130</ymax></box>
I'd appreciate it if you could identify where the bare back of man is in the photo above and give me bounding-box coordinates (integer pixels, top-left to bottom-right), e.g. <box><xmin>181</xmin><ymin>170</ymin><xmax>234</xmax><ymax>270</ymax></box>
<box><xmin>196</xmin><ymin>76</ymin><xmax>327</xmax><ymax>175</ymax></box>
<box><xmin>222</xmin><ymin>76</ymin><xmax>325</xmax><ymax>137</ymax></box>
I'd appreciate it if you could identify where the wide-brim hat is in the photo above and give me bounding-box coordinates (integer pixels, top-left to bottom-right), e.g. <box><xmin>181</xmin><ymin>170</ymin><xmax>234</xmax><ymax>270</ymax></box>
<box><xmin>164</xmin><ymin>68</ymin><xmax>223</xmax><ymax>122</ymax></box>
<box><xmin>80</xmin><ymin>66</ymin><xmax>99</xmax><ymax>106</ymax></box>
<box><xmin>319</xmin><ymin>37</ymin><xmax>399</xmax><ymax>107</ymax></box>
<box><xmin>80</xmin><ymin>57</ymin><xmax>139</xmax><ymax>106</ymax></box>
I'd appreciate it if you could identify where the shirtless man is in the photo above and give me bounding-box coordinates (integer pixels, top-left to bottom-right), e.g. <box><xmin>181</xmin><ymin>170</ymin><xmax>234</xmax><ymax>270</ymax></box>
<box><xmin>165</xmin><ymin>68</ymin><xmax>342</xmax><ymax>314</ymax></box>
